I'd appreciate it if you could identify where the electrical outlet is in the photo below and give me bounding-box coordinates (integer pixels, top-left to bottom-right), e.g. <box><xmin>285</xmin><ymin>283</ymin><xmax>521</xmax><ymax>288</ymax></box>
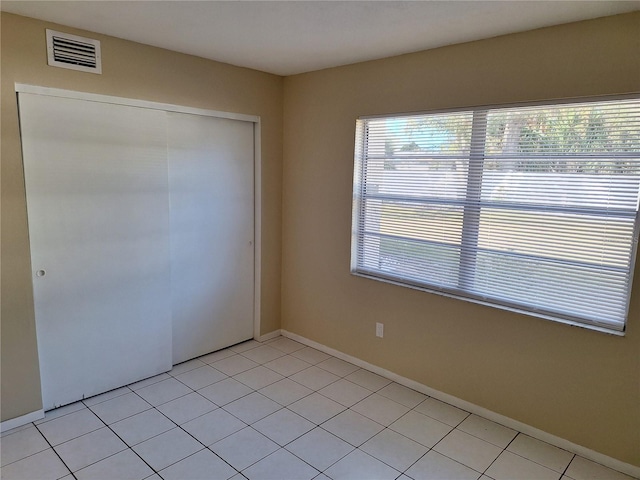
<box><xmin>376</xmin><ymin>322</ymin><xmax>384</xmax><ymax>338</ymax></box>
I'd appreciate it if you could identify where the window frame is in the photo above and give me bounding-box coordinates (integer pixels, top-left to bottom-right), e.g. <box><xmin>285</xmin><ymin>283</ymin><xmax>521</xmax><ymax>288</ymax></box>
<box><xmin>351</xmin><ymin>94</ymin><xmax>640</xmax><ymax>335</ymax></box>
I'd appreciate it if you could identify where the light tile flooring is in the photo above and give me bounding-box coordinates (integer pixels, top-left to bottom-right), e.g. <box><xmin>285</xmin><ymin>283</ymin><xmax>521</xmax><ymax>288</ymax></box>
<box><xmin>1</xmin><ymin>336</ymin><xmax>636</xmax><ymax>480</ymax></box>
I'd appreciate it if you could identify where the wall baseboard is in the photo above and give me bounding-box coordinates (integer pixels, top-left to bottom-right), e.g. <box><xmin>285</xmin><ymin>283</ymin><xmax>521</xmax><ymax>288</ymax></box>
<box><xmin>281</xmin><ymin>330</ymin><xmax>640</xmax><ymax>478</ymax></box>
<box><xmin>1</xmin><ymin>409</ymin><xmax>44</xmax><ymax>434</ymax></box>
<box><xmin>257</xmin><ymin>329</ymin><xmax>282</xmax><ymax>343</ymax></box>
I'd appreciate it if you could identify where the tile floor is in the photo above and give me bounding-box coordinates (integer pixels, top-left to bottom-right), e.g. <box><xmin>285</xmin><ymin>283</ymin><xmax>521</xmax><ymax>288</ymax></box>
<box><xmin>1</xmin><ymin>336</ymin><xmax>636</xmax><ymax>480</ymax></box>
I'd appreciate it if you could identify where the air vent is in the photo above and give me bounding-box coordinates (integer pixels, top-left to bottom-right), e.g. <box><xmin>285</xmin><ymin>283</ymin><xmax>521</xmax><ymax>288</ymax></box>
<box><xmin>46</xmin><ymin>29</ymin><xmax>102</xmax><ymax>74</ymax></box>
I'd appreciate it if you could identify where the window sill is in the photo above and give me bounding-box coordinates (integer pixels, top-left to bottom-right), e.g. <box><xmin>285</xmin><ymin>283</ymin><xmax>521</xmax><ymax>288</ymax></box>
<box><xmin>351</xmin><ymin>271</ymin><xmax>626</xmax><ymax>337</ymax></box>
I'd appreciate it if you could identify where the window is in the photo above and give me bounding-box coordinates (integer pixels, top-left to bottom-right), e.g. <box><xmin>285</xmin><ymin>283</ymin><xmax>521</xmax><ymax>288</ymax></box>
<box><xmin>351</xmin><ymin>98</ymin><xmax>640</xmax><ymax>333</ymax></box>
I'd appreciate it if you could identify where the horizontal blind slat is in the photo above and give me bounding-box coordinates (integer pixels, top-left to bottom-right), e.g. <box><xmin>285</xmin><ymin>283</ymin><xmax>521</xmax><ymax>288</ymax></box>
<box><xmin>353</xmin><ymin>97</ymin><xmax>640</xmax><ymax>331</ymax></box>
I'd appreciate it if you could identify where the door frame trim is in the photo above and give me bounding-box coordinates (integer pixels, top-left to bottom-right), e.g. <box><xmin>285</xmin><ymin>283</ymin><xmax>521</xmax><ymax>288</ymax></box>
<box><xmin>15</xmin><ymin>82</ymin><xmax>263</xmax><ymax>355</ymax></box>
<box><xmin>15</xmin><ymin>84</ymin><xmax>260</xmax><ymax>123</ymax></box>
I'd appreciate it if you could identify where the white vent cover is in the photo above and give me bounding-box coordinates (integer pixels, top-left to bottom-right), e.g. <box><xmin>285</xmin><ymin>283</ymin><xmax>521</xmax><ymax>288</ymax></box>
<box><xmin>46</xmin><ymin>29</ymin><xmax>102</xmax><ymax>74</ymax></box>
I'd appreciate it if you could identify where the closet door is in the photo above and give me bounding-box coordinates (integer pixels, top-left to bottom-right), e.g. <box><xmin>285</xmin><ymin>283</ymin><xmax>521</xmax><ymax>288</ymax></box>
<box><xmin>19</xmin><ymin>93</ymin><xmax>172</xmax><ymax>410</ymax></box>
<box><xmin>168</xmin><ymin>112</ymin><xmax>254</xmax><ymax>364</ymax></box>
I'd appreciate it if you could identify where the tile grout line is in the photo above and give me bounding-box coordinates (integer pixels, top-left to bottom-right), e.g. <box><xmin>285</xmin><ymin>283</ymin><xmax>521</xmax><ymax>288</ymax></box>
<box><xmin>502</xmin><ymin>432</ymin><xmax>576</xmax><ymax>476</ymax></box>
<box><xmin>139</xmin><ymin>343</ymin><xmax>328</xmax><ymax>477</ymax></box>
<box><xmin>227</xmin><ymin>342</ymin><xmax>588</xmax><ymax>480</ymax></box>
<box><xmin>0</xmin><ymin>426</ymin><xmax>57</xmax><ymax>469</ymax></box>
<box><xmin>238</xmin><ymin>426</ymin><xmax>323</xmax><ymax>477</ymax></box>
<box><xmin>5</xmin><ymin>339</ymin><xmax>299</xmax><ymax>479</ymax></box>
<box><xmin>561</xmin><ymin>454</ymin><xmax>577</xmax><ymax>479</ymax></box>
<box><xmin>315</xmin><ymin>423</ymin><xmax>385</xmax><ymax>473</ymax></box>
<box><xmin>368</xmin><ymin>400</ymin><xmax>455</xmax><ymax>472</ymax></box>
<box><xmin>10</xmin><ymin>346</ymin><xmax>376</xmax><ymax>478</ymax></box>
<box><xmin>253</xmin><ymin>356</ymin><xmax>437</xmax><ymax>476</ymax></box>
<box><xmin>419</xmin><ymin>418</ymin><xmax>487</xmax><ymax>477</ymax></box>
<box><xmin>6</xmin><ymin>339</ymin><xmax>410</xmax><ymax>478</ymax></box>
<box><xmin>213</xmin><ymin>344</ymin><xmax>359</xmax><ymax>477</ymax></box>
<box><xmin>127</xmin><ymin>382</ymin><xmax>242</xmax><ymax>477</ymax></box>
<box><xmin>481</xmin><ymin>433</ymin><xmax>514</xmax><ymax>477</ymax></box>
<box><xmin>497</xmin><ymin>434</ymin><xmax>519</xmax><ymax>473</ymax></box>
<box><xmin>32</xmin><ymin>420</ymin><xmax>77</xmax><ymax>479</ymax></box>
<box><xmin>80</xmin><ymin>399</ymin><xmax>161</xmax><ymax>478</ymax></box>
<box><xmin>354</xmin><ymin>417</ymin><xmax>435</xmax><ymax>476</ymax></box>
<box><xmin>278</xmin><ymin>386</ymin><xmax>409</xmax><ymax>474</ymax></box>
<box><xmin>270</xmin><ymin>403</ymin><xmax>355</xmax><ymax>476</ymax></box>
<box><xmin>9</xmin><ymin>337</ymin><xmax>620</xmax><ymax>480</ymax></box>
<box><xmin>41</xmin><ymin>384</ymin><xmax>195</xmax><ymax>477</ymax></box>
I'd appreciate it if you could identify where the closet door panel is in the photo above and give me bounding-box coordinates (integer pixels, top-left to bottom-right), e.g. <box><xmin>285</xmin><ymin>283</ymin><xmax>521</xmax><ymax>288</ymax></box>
<box><xmin>19</xmin><ymin>93</ymin><xmax>172</xmax><ymax>410</ymax></box>
<box><xmin>168</xmin><ymin>112</ymin><xmax>254</xmax><ymax>364</ymax></box>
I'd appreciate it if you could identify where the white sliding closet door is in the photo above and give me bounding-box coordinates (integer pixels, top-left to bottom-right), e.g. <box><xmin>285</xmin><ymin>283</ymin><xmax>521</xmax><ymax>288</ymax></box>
<box><xmin>19</xmin><ymin>93</ymin><xmax>172</xmax><ymax>410</ymax></box>
<box><xmin>168</xmin><ymin>112</ymin><xmax>254</xmax><ymax>364</ymax></box>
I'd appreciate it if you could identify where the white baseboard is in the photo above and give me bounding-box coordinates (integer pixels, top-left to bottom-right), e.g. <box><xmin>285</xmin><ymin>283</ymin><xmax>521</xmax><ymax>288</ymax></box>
<box><xmin>281</xmin><ymin>330</ymin><xmax>640</xmax><ymax>478</ymax></box>
<box><xmin>1</xmin><ymin>409</ymin><xmax>44</xmax><ymax>433</ymax></box>
<box><xmin>257</xmin><ymin>329</ymin><xmax>282</xmax><ymax>343</ymax></box>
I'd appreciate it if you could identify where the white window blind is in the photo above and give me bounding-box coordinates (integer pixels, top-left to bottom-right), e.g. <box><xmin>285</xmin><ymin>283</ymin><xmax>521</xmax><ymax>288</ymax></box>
<box><xmin>351</xmin><ymin>98</ymin><xmax>640</xmax><ymax>333</ymax></box>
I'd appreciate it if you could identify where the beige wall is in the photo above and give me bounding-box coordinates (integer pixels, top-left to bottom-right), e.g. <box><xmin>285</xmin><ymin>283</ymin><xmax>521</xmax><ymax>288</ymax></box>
<box><xmin>282</xmin><ymin>12</ymin><xmax>640</xmax><ymax>467</ymax></box>
<box><xmin>1</xmin><ymin>12</ymin><xmax>283</xmax><ymax>421</ymax></box>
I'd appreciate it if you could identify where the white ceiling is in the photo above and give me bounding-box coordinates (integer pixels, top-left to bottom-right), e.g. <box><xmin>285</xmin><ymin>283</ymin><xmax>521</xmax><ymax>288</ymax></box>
<box><xmin>2</xmin><ymin>1</ymin><xmax>639</xmax><ymax>76</ymax></box>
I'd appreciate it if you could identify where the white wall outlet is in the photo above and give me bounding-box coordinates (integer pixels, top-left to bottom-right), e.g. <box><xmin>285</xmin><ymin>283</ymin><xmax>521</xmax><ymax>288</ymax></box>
<box><xmin>376</xmin><ymin>322</ymin><xmax>384</xmax><ymax>338</ymax></box>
